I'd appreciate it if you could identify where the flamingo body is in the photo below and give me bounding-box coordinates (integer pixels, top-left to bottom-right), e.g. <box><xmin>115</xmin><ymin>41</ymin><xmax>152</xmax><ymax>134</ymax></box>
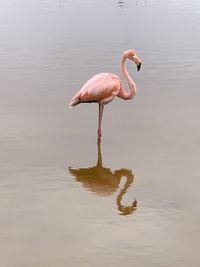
<box><xmin>69</xmin><ymin>73</ymin><xmax>122</xmax><ymax>107</ymax></box>
<box><xmin>69</xmin><ymin>49</ymin><xmax>141</xmax><ymax>141</ymax></box>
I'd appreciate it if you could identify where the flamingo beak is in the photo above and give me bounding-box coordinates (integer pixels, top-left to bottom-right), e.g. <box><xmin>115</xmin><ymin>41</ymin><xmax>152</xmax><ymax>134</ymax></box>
<box><xmin>132</xmin><ymin>55</ymin><xmax>142</xmax><ymax>71</ymax></box>
<box><xmin>137</xmin><ymin>62</ymin><xmax>141</xmax><ymax>71</ymax></box>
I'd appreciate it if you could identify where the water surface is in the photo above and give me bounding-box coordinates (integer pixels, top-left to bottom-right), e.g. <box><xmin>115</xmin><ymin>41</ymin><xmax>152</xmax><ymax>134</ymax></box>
<box><xmin>0</xmin><ymin>0</ymin><xmax>200</xmax><ymax>266</ymax></box>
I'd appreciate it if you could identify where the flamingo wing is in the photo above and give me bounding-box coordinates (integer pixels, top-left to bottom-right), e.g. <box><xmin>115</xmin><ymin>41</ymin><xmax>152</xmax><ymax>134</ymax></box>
<box><xmin>70</xmin><ymin>73</ymin><xmax>122</xmax><ymax>107</ymax></box>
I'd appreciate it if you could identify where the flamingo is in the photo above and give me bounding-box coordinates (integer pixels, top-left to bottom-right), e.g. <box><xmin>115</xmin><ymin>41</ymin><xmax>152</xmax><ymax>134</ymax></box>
<box><xmin>69</xmin><ymin>49</ymin><xmax>141</xmax><ymax>141</ymax></box>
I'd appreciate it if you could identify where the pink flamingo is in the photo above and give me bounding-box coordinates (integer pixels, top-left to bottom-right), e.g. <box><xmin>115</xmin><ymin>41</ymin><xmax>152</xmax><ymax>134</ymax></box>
<box><xmin>69</xmin><ymin>49</ymin><xmax>141</xmax><ymax>141</ymax></box>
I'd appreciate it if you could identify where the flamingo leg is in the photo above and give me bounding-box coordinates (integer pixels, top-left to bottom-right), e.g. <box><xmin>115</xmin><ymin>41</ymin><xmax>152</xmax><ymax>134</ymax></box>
<box><xmin>98</xmin><ymin>104</ymin><xmax>104</xmax><ymax>141</ymax></box>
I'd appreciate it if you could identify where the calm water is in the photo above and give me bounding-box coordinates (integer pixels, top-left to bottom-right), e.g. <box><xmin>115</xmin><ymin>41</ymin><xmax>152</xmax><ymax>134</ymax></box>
<box><xmin>0</xmin><ymin>0</ymin><xmax>200</xmax><ymax>266</ymax></box>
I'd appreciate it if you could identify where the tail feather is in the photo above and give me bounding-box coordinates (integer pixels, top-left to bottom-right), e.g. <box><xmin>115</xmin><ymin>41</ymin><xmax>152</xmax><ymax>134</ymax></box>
<box><xmin>69</xmin><ymin>97</ymin><xmax>80</xmax><ymax>108</ymax></box>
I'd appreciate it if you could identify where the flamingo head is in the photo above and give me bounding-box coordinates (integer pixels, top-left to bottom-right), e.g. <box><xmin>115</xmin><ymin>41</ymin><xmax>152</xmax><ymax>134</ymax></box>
<box><xmin>125</xmin><ymin>49</ymin><xmax>142</xmax><ymax>71</ymax></box>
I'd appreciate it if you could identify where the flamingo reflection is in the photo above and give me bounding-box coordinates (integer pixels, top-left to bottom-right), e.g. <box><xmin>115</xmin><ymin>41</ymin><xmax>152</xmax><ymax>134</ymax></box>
<box><xmin>68</xmin><ymin>141</ymin><xmax>137</xmax><ymax>216</ymax></box>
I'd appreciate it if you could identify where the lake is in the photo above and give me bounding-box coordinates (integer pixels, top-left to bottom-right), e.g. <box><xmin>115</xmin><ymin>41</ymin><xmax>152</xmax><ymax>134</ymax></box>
<box><xmin>0</xmin><ymin>0</ymin><xmax>200</xmax><ymax>266</ymax></box>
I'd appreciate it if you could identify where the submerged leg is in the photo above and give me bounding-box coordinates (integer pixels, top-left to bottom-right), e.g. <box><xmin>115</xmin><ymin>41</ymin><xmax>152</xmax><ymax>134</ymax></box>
<box><xmin>97</xmin><ymin>138</ymin><xmax>102</xmax><ymax>166</ymax></box>
<box><xmin>97</xmin><ymin>104</ymin><xmax>104</xmax><ymax>141</ymax></box>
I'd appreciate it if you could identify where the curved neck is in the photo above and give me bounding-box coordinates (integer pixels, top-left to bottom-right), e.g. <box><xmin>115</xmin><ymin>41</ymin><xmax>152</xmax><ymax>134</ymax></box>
<box><xmin>119</xmin><ymin>54</ymin><xmax>137</xmax><ymax>100</ymax></box>
<box><xmin>115</xmin><ymin>170</ymin><xmax>137</xmax><ymax>215</ymax></box>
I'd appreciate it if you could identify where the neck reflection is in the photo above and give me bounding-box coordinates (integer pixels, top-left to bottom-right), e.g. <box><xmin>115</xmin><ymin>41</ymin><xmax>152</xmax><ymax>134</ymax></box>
<box><xmin>68</xmin><ymin>140</ymin><xmax>137</xmax><ymax>216</ymax></box>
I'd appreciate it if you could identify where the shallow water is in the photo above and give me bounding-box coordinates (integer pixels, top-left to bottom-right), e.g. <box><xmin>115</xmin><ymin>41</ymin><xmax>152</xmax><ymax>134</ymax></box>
<box><xmin>0</xmin><ymin>0</ymin><xmax>200</xmax><ymax>266</ymax></box>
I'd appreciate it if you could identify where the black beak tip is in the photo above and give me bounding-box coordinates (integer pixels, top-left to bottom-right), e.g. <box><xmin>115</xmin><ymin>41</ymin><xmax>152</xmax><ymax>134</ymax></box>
<box><xmin>137</xmin><ymin>62</ymin><xmax>141</xmax><ymax>71</ymax></box>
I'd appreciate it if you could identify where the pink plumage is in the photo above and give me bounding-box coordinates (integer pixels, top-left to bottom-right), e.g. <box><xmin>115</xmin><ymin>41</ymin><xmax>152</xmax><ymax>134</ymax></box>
<box><xmin>70</xmin><ymin>73</ymin><xmax>121</xmax><ymax>107</ymax></box>
<box><xmin>69</xmin><ymin>49</ymin><xmax>141</xmax><ymax>141</ymax></box>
